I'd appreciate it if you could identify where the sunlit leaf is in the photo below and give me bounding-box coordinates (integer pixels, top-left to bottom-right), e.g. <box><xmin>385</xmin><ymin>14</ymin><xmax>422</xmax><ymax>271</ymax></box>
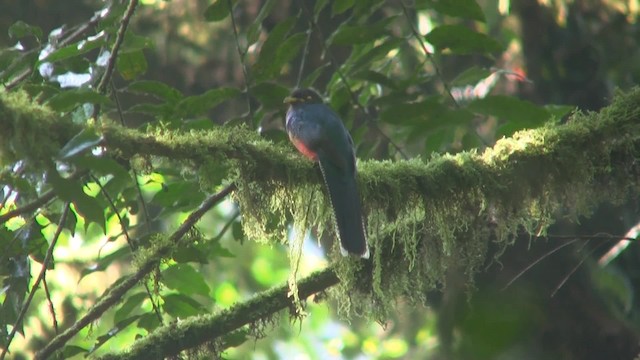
<box><xmin>48</xmin><ymin>170</ymin><xmax>106</xmax><ymax>231</ymax></box>
<box><xmin>162</xmin><ymin>294</ymin><xmax>207</xmax><ymax>318</ymax></box>
<box><xmin>91</xmin><ymin>316</ymin><xmax>140</xmax><ymax>353</ymax></box>
<box><xmin>151</xmin><ymin>180</ymin><xmax>205</xmax><ymax>211</ymax></box>
<box><xmin>61</xmin><ymin>345</ymin><xmax>88</xmax><ymax>358</ymax></box>
<box><xmin>425</xmin><ymin>25</ymin><xmax>502</xmax><ymax>55</ymax></box>
<box><xmin>117</xmin><ymin>50</ymin><xmax>147</xmax><ymax>80</ymax></box>
<box><xmin>162</xmin><ymin>264</ymin><xmax>211</xmax><ymax>297</ymax></box>
<box><xmin>57</xmin><ymin>128</ymin><xmax>103</xmax><ymax>160</ymax></box>
<box><xmin>114</xmin><ymin>292</ymin><xmax>147</xmax><ymax>323</ymax></box>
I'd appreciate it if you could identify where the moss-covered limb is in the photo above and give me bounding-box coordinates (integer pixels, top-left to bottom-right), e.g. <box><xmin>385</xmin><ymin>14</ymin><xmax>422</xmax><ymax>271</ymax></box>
<box><xmin>94</xmin><ymin>267</ymin><xmax>340</xmax><ymax>360</ymax></box>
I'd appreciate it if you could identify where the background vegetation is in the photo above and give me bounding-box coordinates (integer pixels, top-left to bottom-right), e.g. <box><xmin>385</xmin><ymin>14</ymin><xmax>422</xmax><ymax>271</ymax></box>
<box><xmin>1</xmin><ymin>0</ymin><xmax>639</xmax><ymax>359</ymax></box>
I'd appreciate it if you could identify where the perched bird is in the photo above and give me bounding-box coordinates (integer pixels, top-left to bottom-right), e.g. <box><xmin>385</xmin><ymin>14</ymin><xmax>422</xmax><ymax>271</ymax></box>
<box><xmin>284</xmin><ymin>88</ymin><xmax>369</xmax><ymax>258</ymax></box>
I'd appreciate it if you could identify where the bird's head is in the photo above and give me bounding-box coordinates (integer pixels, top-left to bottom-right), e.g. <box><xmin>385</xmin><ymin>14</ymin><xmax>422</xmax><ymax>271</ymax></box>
<box><xmin>283</xmin><ymin>88</ymin><xmax>323</xmax><ymax>105</ymax></box>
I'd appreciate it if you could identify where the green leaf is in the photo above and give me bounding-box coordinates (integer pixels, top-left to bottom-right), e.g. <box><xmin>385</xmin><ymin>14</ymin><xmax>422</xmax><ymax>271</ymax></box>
<box><xmin>162</xmin><ymin>294</ymin><xmax>207</xmax><ymax>318</ymax></box>
<box><xmin>127</xmin><ymin>80</ymin><xmax>182</xmax><ymax>102</ymax></box>
<box><xmin>333</xmin><ymin>0</ymin><xmax>355</xmax><ymax>15</ymax></box>
<box><xmin>92</xmin><ymin>316</ymin><xmax>140</xmax><ymax>352</ymax></box>
<box><xmin>379</xmin><ymin>97</ymin><xmax>444</xmax><ymax>125</ymax></box>
<box><xmin>545</xmin><ymin>104</ymin><xmax>575</xmax><ymax>120</ymax></box>
<box><xmin>46</xmin><ymin>89</ymin><xmax>112</xmax><ymax>112</ymax></box>
<box><xmin>353</xmin><ymin>70</ymin><xmax>398</xmax><ymax>90</ymax></box>
<box><xmin>80</xmin><ymin>246</ymin><xmax>131</xmax><ymax>279</ymax></box>
<box><xmin>254</xmin><ymin>31</ymin><xmax>307</xmax><ymax>82</ymax></box>
<box><xmin>467</xmin><ymin>95</ymin><xmax>551</xmax><ymax>136</ymax></box>
<box><xmin>151</xmin><ymin>180</ymin><xmax>205</xmax><ymax>209</ymax></box>
<box><xmin>251</xmin><ymin>82</ymin><xmax>290</xmax><ymax>109</ymax></box>
<box><xmin>114</xmin><ymin>292</ymin><xmax>147</xmax><ymax>323</ymax></box>
<box><xmin>8</xmin><ymin>21</ymin><xmax>43</xmax><ymax>40</ymax></box>
<box><xmin>418</xmin><ymin>0</ymin><xmax>485</xmax><ymax>22</ymax></box>
<box><xmin>61</xmin><ymin>345</ymin><xmax>88</xmax><ymax>358</ymax></box>
<box><xmin>220</xmin><ymin>329</ymin><xmax>249</xmax><ymax>348</ymax></box>
<box><xmin>425</xmin><ymin>24</ymin><xmax>502</xmax><ymax>55</ymax></box>
<box><xmin>121</xmin><ymin>33</ymin><xmax>154</xmax><ymax>52</ymax></box>
<box><xmin>331</xmin><ymin>16</ymin><xmax>398</xmax><ymax>45</ymax></box>
<box><xmin>71</xmin><ymin>156</ymin><xmax>130</xmax><ymax>179</ymax></box>
<box><xmin>256</xmin><ymin>17</ymin><xmax>297</xmax><ymax>62</ymax></box>
<box><xmin>137</xmin><ymin>313</ymin><xmax>161</xmax><ymax>332</ymax></box>
<box><xmin>451</xmin><ymin>66</ymin><xmax>493</xmax><ymax>86</ymax></box>
<box><xmin>204</xmin><ymin>0</ymin><xmax>234</xmax><ymax>22</ymax></box>
<box><xmin>117</xmin><ymin>50</ymin><xmax>147</xmax><ymax>80</ymax></box>
<box><xmin>176</xmin><ymin>87</ymin><xmax>240</xmax><ymax>118</ymax></box>
<box><xmin>42</xmin><ymin>36</ymin><xmax>106</xmax><ymax>63</ymax></box>
<box><xmin>128</xmin><ymin>103</ymin><xmax>174</xmax><ymax>118</ymax></box>
<box><xmin>48</xmin><ymin>170</ymin><xmax>106</xmax><ymax>232</ymax></box>
<box><xmin>247</xmin><ymin>0</ymin><xmax>276</xmax><ymax>45</ymax></box>
<box><xmin>161</xmin><ymin>264</ymin><xmax>211</xmax><ymax>297</ymax></box>
<box><xmin>57</xmin><ymin>128</ymin><xmax>103</xmax><ymax>160</ymax></box>
<box><xmin>314</xmin><ymin>0</ymin><xmax>330</xmax><ymax>15</ymax></box>
<box><xmin>349</xmin><ymin>37</ymin><xmax>403</xmax><ymax>72</ymax></box>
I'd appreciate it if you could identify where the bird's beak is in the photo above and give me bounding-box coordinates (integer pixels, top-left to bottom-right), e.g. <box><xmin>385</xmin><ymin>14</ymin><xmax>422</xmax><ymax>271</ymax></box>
<box><xmin>283</xmin><ymin>96</ymin><xmax>297</xmax><ymax>104</ymax></box>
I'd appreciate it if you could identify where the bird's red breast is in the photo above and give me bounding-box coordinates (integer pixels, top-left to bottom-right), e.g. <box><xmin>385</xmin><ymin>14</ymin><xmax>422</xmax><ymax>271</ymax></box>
<box><xmin>290</xmin><ymin>135</ymin><xmax>318</xmax><ymax>161</ymax></box>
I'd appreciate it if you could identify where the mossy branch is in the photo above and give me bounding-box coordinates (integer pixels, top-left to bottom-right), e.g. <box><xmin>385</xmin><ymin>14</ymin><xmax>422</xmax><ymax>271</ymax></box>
<box><xmin>2</xmin><ymin>87</ymin><xmax>640</xmax><ymax>358</ymax></box>
<box><xmin>94</xmin><ymin>267</ymin><xmax>340</xmax><ymax>360</ymax></box>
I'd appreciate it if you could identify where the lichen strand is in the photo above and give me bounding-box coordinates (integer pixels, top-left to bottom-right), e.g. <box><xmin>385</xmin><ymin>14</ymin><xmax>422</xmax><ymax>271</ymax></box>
<box><xmin>232</xmin><ymin>156</ymin><xmax>328</xmax><ymax>247</ymax></box>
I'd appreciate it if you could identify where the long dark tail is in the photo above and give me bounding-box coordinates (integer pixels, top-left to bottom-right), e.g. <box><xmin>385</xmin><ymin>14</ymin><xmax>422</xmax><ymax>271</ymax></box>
<box><xmin>318</xmin><ymin>160</ymin><xmax>369</xmax><ymax>258</ymax></box>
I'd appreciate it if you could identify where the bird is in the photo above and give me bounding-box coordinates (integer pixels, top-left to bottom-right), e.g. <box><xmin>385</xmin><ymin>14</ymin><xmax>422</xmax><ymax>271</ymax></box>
<box><xmin>284</xmin><ymin>88</ymin><xmax>369</xmax><ymax>258</ymax></box>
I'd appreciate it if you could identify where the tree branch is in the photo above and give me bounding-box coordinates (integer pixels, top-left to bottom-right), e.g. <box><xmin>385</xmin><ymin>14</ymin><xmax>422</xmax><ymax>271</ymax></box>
<box><xmin>96</xmin><ymin>267</ymin><xmax>339</xmax><ymax>360</ymax></box>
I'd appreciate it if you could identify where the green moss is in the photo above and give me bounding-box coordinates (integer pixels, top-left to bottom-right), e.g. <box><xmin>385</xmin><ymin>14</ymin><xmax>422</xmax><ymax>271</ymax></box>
<box><xmin>0</xmin><ymin>87</ymin><xmax>75</xmax><ymax>167</ymax></box>
<box><xmin>2</xmin><ymin>86</ymin><xmax>640</xmax><ymax>323</ymax></box>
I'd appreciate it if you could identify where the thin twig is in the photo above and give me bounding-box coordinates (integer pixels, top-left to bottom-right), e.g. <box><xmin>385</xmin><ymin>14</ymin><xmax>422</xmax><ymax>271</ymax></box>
<box><xmin>0</xmin><ymin>203</ymin><xmax>70</xmax><ymax>360</ymax></box>
<box><xmin>42</xmin><ymin>277</ymin><xmax>59</xmax><ymax>334</ymax></box>
<box><xmin>91</xmin><ymin>174</ymin><xmax>164</xmax><ymax>323</ymax></box>
<box><xmin>35</xmin><ymin>184</ymin><xmax>236</xmax><ymax>360</ymax></box>
<box><xmin>0</xmin><ymin>189</ymin><xmax>56</xmax><ymax>225</ymax></box>
<box><xmin>228</xmin><ymin>0</ymin><xmax>253</xmax><ymax>120</ymax></box>
<box><xmin>91</xmin><ymin>0</ymin><xmax>139</xmax><ymax>122</ymax></box>
<box><xmin>110</xmin><ymin>82</ymin><xmax>153</xmax><ymax>233</ymax></box>
<box><xmin>296</xmin><ymin>28</ymin><xmax>313</xmax><ymax>88</ymax></box>
<box><xmin>96</xmin><ymin>0</ymin><xmax>138</xmax><ymax>95</ymax></box>
<box><xmin>501</xmin><ymin>239</ymin><xmax>578</xmax><ymax>291</ymax></box>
